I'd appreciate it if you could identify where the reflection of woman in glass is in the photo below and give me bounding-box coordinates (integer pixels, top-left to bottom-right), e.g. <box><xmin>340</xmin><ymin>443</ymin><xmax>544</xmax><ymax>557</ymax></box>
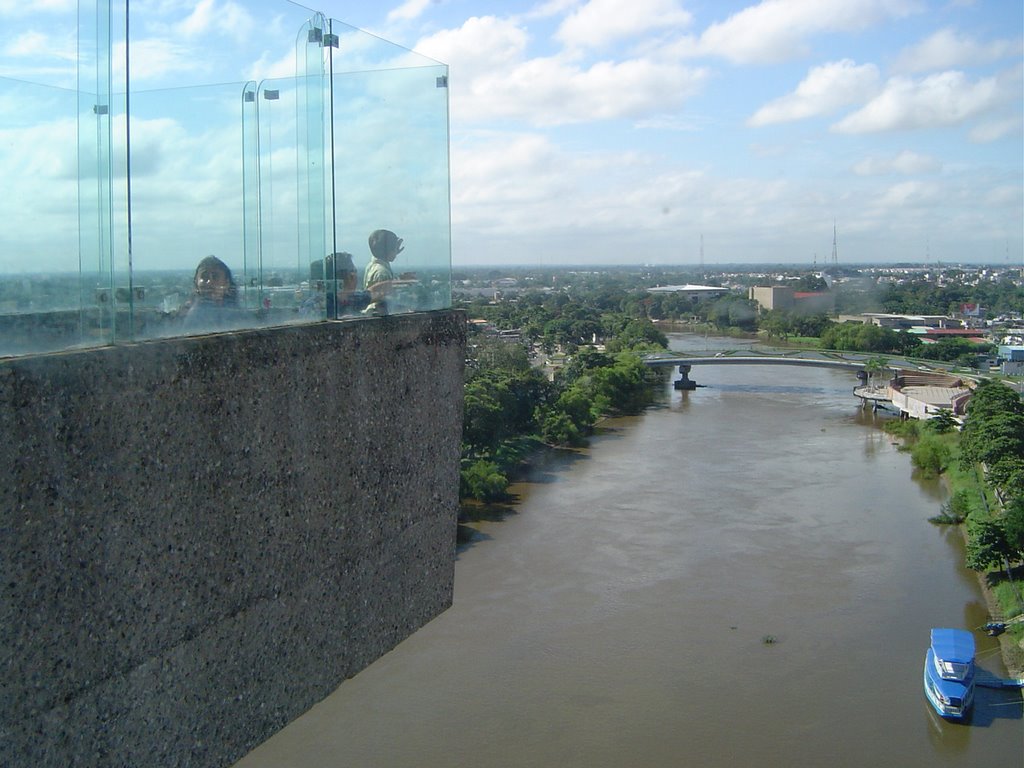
<box><xmin>327</xmin><ymin>252</ymin><xmax>366</xmax><ymax>317</ymax></box>
<box><xmin>182</xmin><ymin>255</ymin><xmax>239</xmax><ymax>331</ymax></box>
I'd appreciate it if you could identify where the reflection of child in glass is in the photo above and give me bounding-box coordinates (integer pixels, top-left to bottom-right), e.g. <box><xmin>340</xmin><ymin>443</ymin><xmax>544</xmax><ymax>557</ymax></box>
<box><xmin>363</xmin><ymin>229</ymin><xmax>415</xmax><ymax>312</ymax></box>
<box><xmin>182</xmin><ymin>255</ymin><xmax>239</xmax><ymax>330</ymax></box>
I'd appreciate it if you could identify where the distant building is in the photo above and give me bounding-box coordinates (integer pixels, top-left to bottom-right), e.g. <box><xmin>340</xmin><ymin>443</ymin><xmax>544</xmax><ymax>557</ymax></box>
<box><xmin>792</xmin><ymin>291</ymin><xmax>835</xmax><ymax>314</ymax></box>
<box><xmin>918</xmin><ymin>328</ymin><xmax>990</xmax><ymax>343</ymax></box>
<box><xmin>749</xmin><ymin>285</ymin><xmax>794</xmax><ymax>311</ymax></box>
<box><xmin>748</xmin><ymin>286</ymin><xmax>834</xmax><ymax>314</ymax></box>
<box><xmin>647</xmin><ymin>284</ymin><xmax>730</xmax><ymax>301</ymax></box>
<box><xmin>998</xmin><ymin>345</ymin><xmax>1024</xmax><ymax>376</ymax></box>
<box><xmin>884</xmin><ymin>371</ymin><xmax>975</xmax><ymax>420</ymax></box>
<box><xmin>836</xmin><ymin>313</ymin><xmax>959</xmax><ymax>330</ymax></box>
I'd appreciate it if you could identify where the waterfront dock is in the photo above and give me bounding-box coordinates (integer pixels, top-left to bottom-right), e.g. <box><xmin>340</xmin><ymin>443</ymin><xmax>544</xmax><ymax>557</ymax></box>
<box><xmin>976</xmin><ymin>670</ymin><xmax>1024</xmax><ymax>689</ymax></box>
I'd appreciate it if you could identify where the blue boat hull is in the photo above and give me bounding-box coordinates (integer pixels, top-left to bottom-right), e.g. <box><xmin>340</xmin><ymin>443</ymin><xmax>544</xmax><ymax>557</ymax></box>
<box><xmin>924</xmin><ymin>649</ymin><xmax>974</xmax><ymax>720</ymax></box>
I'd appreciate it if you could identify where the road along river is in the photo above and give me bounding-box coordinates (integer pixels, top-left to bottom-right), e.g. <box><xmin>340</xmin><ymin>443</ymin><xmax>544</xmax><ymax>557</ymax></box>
<box><xmin>236</xmin><ymin>334</ymin><xmax>1022</xmax><ymax>767</ymax></box>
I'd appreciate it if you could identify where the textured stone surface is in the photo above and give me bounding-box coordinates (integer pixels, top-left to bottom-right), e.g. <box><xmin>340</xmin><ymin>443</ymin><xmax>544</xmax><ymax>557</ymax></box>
<box><xmin>0</xmin><ymin>311</ymin><xmax>465</xmax><ymax>767</ymax></box>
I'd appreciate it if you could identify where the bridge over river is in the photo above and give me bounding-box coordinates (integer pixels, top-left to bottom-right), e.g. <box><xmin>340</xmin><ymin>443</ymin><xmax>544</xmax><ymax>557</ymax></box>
<box><xmin>643</xmin><ymin>354</ymin><xmax>866</xmax><ymax>390</ymax></box>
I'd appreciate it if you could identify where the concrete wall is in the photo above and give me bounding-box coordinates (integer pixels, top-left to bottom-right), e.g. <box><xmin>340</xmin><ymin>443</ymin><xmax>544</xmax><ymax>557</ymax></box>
<box><xmin>0</xmin><ymin>311</ymin><xmax>465</xmax><ymax>767</ymax></box>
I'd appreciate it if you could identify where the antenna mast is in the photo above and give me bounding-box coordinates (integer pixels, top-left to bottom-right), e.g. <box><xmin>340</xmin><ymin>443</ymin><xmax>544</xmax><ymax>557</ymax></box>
<box><xmin>831</xmin><ymin>221</ymin><xmax>838</xmax><ymax>267</ymax></box>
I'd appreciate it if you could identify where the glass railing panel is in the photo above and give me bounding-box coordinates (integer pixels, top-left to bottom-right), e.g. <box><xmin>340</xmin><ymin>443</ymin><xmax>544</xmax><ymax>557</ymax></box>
<box><xmin>242</xmin><ymin>80</ymin><xmax>260</xmax><ymax>315</ymax></box>
<box><xmin>0</xmin><ymin>76</ymin><xmax>104</xmax><ymax>356</ymax></box>
<box><xmin>327</xmin><ymin>61</ymin><xmax>452</xmax><ymax>315</ymax></box>
<box><xmin>1</xmin><ymin>2</ymin><xmax>452</xmax><ymax>356</ymax></box>
<box><xmin>296</xmin><ymin>16</ymin><xmax>329</xmax><ymax>319</ymax></box>
<box><xmin>0</xmin><ymin>0</ymin><xmax>117</xmax><ymax>357</ymax></box>
<box><xmin>327</xmin><ymin>16</ymin><xmax>448</xmax><ymax>75</ymax></box>
<box><xmin>250</xmin><ymin>77</ymin><xmax>308</xmax><ymax>325</ymax></box>
<box><xmin>121</xmin><ymin>82</ymin><xmax>252</xmax><ymax>338</ymax></box>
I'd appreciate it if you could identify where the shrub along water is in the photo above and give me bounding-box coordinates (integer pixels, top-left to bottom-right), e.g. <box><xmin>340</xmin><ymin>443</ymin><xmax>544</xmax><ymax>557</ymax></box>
<box><xmin>460</xmin><ymin>326</ymin><xmax>668</xmax><ymax>503</ymax></box>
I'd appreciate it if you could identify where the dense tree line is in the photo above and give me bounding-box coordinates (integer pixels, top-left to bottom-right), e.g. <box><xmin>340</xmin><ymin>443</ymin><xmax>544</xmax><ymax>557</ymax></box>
<box><xmin>460</xmin><ymin>325</ymin><xmax>667</xmax><ymax>501</ymax></box>
<box><xmin>958</xmin><ymin>380</ymin><xmax>1024</xmax><ymax>571</ymax></box>
<box><xmin>759</xmin><ymin>311</ymin><xmax>997</xmax><ymax>366</ymax></box>
<box><xmin>819</xmin><ymin>322</ymin><xmax>922</xmax><ymax>355</ymax></box>
<box><xmin>882</xmin><ymin>275</ymin><xmax>1023</xmax><ymax>317</ymax></box>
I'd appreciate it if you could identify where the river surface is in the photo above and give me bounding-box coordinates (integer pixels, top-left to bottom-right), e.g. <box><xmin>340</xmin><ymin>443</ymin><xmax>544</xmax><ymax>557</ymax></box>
<box><xmin>237</xmin><ymin>334</ymin><xmax>1022</xmax><ymax>767</ymax></box>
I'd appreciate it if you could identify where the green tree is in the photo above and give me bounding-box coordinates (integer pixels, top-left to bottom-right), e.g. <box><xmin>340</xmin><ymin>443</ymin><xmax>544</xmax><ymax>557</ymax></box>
<box><xmin>863</xmin><ymin>356</ymin><xmax>890</xmax><ymax>386</ymax></box>
<box><xmin>460</xmin><ymin>458</ymin><xmax>509</xmax><ymax>502</ymax></box>
<box><xmin>473</xmin><ymin>338</ymin><xmax>531</xmax><ymax>373</ymax></box>
<box><xmin>919</xmin><ymin>337</ymin><xmax>993</xmax><ymax>364</ymax></box>
<box><xmin>959</xmin><ymin>380</ymin><xmax>1024</xmax><ymax>479</ymax></box>
<box><xmin>604</xmin><ymin>318</ymin><xmax>668</xmax><ymax>353</ymax></box>
<box><xmin>1003</xmin><ymin>498</ymin><xmax>1024</xmax><ymax>558</ymax></box>
<box><xmin>986</xmin><ymin>456</ymin><xmax>1024</xmax><ymax>503</ymax></box>
<box><xmin>964</xmin><ymin>517</ymin><xmax>1013</xmax><ymax>571</ymax></box>
<box><xmin>927</xmin><ymin>409</ymin><xmax>958</xmax><ymax>434</ymax></box>
<box><xmin>539</xmin><ymin>410</ymin><xmax>584</xmax><ymax>446</ymax></box>
<box><xmin>760</xmin><ymin>310</ymin><xmax>790</xmax><ymax>341</ymax></box>
<box><xmin>709</xmin><ymin>295</ymin><xmax>757</xmax><ymax>331</ymax></box>
<box><xmin>462</xmin><ymin>377</ymin><xmax>507</xmax><ymax>451</ymax></box>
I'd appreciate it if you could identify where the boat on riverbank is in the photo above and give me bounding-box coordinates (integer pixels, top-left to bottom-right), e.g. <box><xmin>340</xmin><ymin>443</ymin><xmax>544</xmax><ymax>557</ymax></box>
<box><xmin>924</xmin><ymin>628</ymin><xmax>976</xmax><ymax>720</ymax></box>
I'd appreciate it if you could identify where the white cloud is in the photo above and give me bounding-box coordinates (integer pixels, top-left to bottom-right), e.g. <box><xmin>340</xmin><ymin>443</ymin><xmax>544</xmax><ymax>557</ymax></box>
<box><xmin>876</xmin><ymin>180</ymin><xmax>942</xmax><ymax>208</ymax></box>
<box><xmin>113</xmin><ymin>39</ymin><xmax>204</xmax><ymax>82</ymax></box>
<box><xmin>832</xmin><ymin>70</ymin><xmax>1006</xmax><ymax>133</ymax></box>
<box><xmin>984</xmin><ymin>185</ymin><xmax>1021</xmax><ymax>207</ymax></box>
<box><xmin>464</xmin><ymin>56</ymin><xmax>707</xmax><ymax>126</ymax></box>
<box><xmin>556</xmin><ymin>0</ymin><xmax>693</xmax><ymax>51</ymax></box>
<box><xmin>893</xmin><ymin>28</ymin><xmax>1023</xmax><ymax>73</ymax></box>
<box><xmin>449</xmin><ymin>128</ymin><xmax>805</xmax><ymax>263</ymax></box>
<box><xmin>388</xmin><ymin>0</ymin><xmax>433</xmax><ymax>23</ymax></box>
<box><xmin>695</xmin><ymin>0</ymin><xmax>923</xmax><ymax>64</ymax></box>
<box><xmin>418</xmin><ymin>16</ymin><xmax>707</xmax><ymax>127</ymax></box>
<box><xmin>5</xmin><ymin>31</ymin><xmax>75</xmax><ymax>61</ymax></box>
<box><xmin>416</xmin><ymin>16</ymin><xmax>529</xmax><ymax>79</ymax></box>
<box><xmin>749</xmin><ymin>59</ymin><xmax>880</xmax><ymax>126</ymax></box>
<box><xmin>852</xmin><ymin>150</ymin><xmax>941</xmax><ymax>176</ymax></box>
<box><xmin>525</xmin><ymin>0</ymin><xmax>582</xmax><ymax>20</ymax></box>
<box><xmin>969</xmin><ymin>116</ymin><xmax>1022</xmax><ymax>143</ymax></box>
<box><xmin>246</xmin><ymin>47</ymin><xmax>299</xmax><ymax>81</ymax></box>
<box><xmin>175</xmin><ymin>0</ymin><xmax>254</xmax><ymax>44</ymax></box>
<box><xmin>0</xmin><ymin>0</ymin><xmax>73</xmax><ymax>16</ymax></box>
<box><xmin>634</xmin><ymin>115</ymin><xmax>705</xmax><ymax>131</ymax></box>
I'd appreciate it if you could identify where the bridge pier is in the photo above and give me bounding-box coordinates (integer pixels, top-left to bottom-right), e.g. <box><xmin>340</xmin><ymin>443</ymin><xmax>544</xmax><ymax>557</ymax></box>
<box><xmin>674</xmin><ymin>364</ymin><xmax>697</xmax><ymax>391</ymax></box>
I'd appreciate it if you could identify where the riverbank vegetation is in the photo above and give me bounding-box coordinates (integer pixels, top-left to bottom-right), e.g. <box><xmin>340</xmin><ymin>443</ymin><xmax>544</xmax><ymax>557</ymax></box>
<box><xmin>885</xmin><ymin>380</ymin><xmax>1024</xmax><ymax>668</ymax></box>
<box><xmin>460</xmin><ymin>294</ymin><xmax>668</xmax><ymax>502</ymax></box>
<box><xmin>456</xmin><ymin>270</ymin><xmax>1023</xmax><ymax>669</ymax></box>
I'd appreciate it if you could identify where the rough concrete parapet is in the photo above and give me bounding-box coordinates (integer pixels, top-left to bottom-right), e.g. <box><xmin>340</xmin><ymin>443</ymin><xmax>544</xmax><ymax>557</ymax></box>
<box><xmin>0</xmin><ymin>311</ymin><xmax>465</xmax><ymax>767</ymax></box>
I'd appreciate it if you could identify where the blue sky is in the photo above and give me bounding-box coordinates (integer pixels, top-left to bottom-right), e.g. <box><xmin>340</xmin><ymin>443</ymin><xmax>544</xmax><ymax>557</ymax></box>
<box><xmin>321</xmin><ymin>0</ymin><xmax>1023</xmax><ymax>267</ymax></box>
<box><xmin>1</xmin><ymin>0</ymin><xmax>1021</xmax><ymax>269</ymax></box>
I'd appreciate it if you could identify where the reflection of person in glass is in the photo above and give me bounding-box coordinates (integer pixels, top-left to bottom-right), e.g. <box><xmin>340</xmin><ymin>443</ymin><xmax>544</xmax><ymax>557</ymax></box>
<box><xmin>182</xmin><ymin>255</ymin><xmax>239</xmax><ymax>331</ymax></box>
<box><xmin>363</xmin><ymin>229</ymin><xmax>415</xmax><ymax>313</ymax></box>
<box><xmin>305</xmin><ymin>252</ymin><xmax>368</xmax><ymax>318</ymax></box>
<box><xmin>327</xmin><ymin>252</ymin><xmax>363</xmax><ymax>316</ymax></box>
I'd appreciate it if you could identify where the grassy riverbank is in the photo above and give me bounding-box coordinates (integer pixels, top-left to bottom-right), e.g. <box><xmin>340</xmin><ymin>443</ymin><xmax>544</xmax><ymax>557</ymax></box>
<box><xmin>883</xmin><ymin>418</ymin><xmax>1024</xmax><ymax>677</ymax></box>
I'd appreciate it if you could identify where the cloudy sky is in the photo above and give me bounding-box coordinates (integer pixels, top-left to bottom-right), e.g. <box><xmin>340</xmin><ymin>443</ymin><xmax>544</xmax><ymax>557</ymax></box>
<box><xmin>322</xmin><ymin>0</ymin><xmax>1023</xmax><ymax>267</ymax></box>
<box><xmin>1</xmin><ymin>0</ymin><xmax>1021</xmax><ymax>270</ymax></box>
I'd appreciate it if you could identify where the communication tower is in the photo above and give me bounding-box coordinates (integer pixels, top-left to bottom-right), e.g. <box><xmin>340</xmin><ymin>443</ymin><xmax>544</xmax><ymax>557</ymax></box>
<box><xmin>831</xmin><ymin>221</ymin><xmax>838</xmax><ymax>267</ymax></box>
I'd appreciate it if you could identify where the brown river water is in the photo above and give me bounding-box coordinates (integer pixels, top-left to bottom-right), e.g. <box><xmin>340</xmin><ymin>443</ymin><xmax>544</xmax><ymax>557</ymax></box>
<box><xmin>237</xmin><ymin>334</ymin><xmax>1022</xmax><ymax>767</ymax></box>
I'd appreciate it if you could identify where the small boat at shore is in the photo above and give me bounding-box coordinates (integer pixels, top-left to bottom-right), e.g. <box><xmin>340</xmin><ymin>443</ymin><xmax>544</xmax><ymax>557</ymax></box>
<box><xmin>923</xmin><ymin>628</ymin><xmax>976</xmax><ymax>720</ymax></box>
